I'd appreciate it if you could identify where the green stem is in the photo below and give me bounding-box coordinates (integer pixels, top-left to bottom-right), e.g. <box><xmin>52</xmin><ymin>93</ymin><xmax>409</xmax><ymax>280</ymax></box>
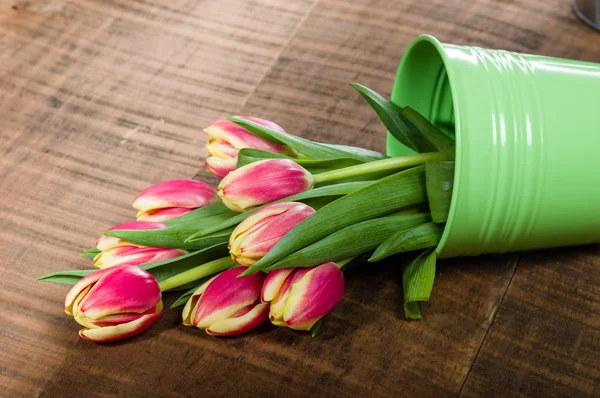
<box><xmin>312</xmin><ymin>152</ymin><xmax>444</xmax><ymax>184</ymax></box>
<box><xmin>158</xmin><ymin>256</ymin><xmax>233</xmax><ymax>292</ymax></box>
<box><xmin>336</xmin><ymin>257</ymin><xmax>355</xmax><ymax>269</ymax></box>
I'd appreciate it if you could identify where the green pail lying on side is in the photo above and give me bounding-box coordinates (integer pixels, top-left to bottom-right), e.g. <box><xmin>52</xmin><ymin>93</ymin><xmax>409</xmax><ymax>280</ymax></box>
<box><xmin>387</xmin><ymin>35</ymin><xmax>600</xmax><ymax>258</ymax></box>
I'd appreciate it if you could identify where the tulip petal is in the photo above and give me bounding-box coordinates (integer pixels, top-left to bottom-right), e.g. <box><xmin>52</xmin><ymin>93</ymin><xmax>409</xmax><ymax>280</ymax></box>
<box><xmin>192</xmin><ymin>268</ymin><xmax>265</xmax><ymax>328</ymax></box>
<box><xmin>206</xmin><ymin>140</ymin><xmax>239</xmax><ymax>158</ymax></box>
<box><xmin>136</xmin><ymin>207</ymin><xmax>193</xmax><ymax>222</ymax></box>
<box><xmin>229</xmin><ymin>203</ymin><xmax>315</xmax><ymax>266</ymax></box>
<box><xmin>65</xmin><ymin>267</ymin><xmax>116</xmax><ymax>315</ymax></box>
<box><xmin>206</xmin><ymin>302</ymin><xmax>269</xmax><ymax>336</ymax></box>
<box><xmin>79</xmin><ymin>308</ymin><xmax>162</xmax><ymax>343</ymax></box>
<box><xmin>218</xmin><ymin>159</ymin><xmax>314</xmax><ymax>212</ymax></box>
<box><xmin>204</xmin><ymin>117</ymin><xmax>287</xmax><ymax>154</ymax></box>
<box><xmin>94</xmin><ymin>246</ymin><xmax>185</xmax><ymax>269</ymax></box>
<box><xmin>96</xmin><ymin>221</ymin><xmax>167</xmax><ymax>251</ymax></box>
<box><xmin>261</xmin><ymin>268</ymin><xmax>295</xmax><ymax>303</ymax></box>
<box><xmin>78</xmin><ymin>266</ymin><xmax>162</xmax><ymax>320</ymax></box>
<box><xmin>268</xmin><ymin>268</ymin><xmax>311</xmax><ymax>326</ymax></box>
<box><xmin>283</xmin><ymin>262</ymin><xmax>344</xmax><ymax>331</ymax></box>
<box><xmin>132</xmin><ymin>179</ymin><xmax>218</xmax><ymax>213</ymax></box>
<box><xmin>182</xmin><ymin>274</ymin><xmax>220</xmax><ymax>326</ymax></box>
<box><xmin>206</xmin><ymin>156</ymin><xmax>237</xmax><ymax>179</ymax></box>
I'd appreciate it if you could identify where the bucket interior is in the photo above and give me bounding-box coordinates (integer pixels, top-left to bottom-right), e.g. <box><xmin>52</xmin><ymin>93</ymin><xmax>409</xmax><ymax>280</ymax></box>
<box><xmin>387</xmin><ymin>36</ymin><xmax>458</xmax><ymax>256</ymax></box>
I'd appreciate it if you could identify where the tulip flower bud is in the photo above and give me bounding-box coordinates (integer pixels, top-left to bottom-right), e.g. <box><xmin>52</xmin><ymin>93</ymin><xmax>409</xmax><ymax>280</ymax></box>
<box><xmin>96</xmin><ymin>221</ymin><xmax>167</xmax><ymax>251</ymax></box>
<box><xmin>261</xmin><ymin>262</ymin><xmax>344</xmax><ymax>331</ymax></box>
<box><xmin>93</xmin><ymin>246</ymin><xmax>186</xmax><ymax>269</ymax></box>
<box><xmin>218</xmin><ymin>159</ymin><xmax>314</xmax><ymax>212</ymax></box>
<box><xmin>132</xmin><ymin>179</ymin><xmax>218</xmax><ymax>221</ymax></box>
<box><xmin>204</xmin><ymin>116</ymin><xmax>290</xmax><ymax>178</ymax></box>
<box><xmin>64</xmin><ymin>265</ymin><xmax>162</xmax><ymax>342</ymax></box>
<box><xmin>229</xmin><ymin>202</ymin><xmax>315</xmax><ymax>267</ymax></box>
<box><xmin>182</xmin><ymin>268</ymin><xmax>268</xmax><ymax>336</ymax></box>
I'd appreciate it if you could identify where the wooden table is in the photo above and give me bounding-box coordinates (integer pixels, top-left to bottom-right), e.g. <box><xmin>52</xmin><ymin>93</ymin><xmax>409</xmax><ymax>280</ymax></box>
<box><xmin>1</xmin><ymin>0</ymin><xmax>599</xmax><ymax>396</ymax></box>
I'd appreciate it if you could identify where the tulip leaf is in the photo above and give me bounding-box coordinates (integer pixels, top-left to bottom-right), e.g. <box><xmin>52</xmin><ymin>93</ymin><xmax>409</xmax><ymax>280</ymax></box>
<box><xmin>368</xmin><ymin>222</ymin><xmax>443</xmax><ymax>262</ymax></box>
<box><xmin>37</xmin><ymin>244</ymin><xmax>232</xmax><ymax>286</ymax></box>
<box><xmin>104</xmin><ymin>225</ymin><xmax>233</xmax><ymax>250</ymax></box>
<box><xmin>350</xmin><ymin>83</ymin><xmax>437</xmax><ymax>154</ymax></box>
<box><xmin>237</xmin><ymin>148</ymin><xmax>365</xmax><ymax>174</ymax></box>
<box><xmin>82</xmin><ymin>247</ymin><xmax>100</xmax><ymax>253</ymax></box>
<box><xmin>403</xmin><ymin>249</ymin><xmax>436</xmax><ymax>320</ymax></box>
<box><xmin>229</xmin><ymin>117</ymin><xmax>385</xmax><ymax>162</ymax></box>
<box><xmin>241</xmin><ymin>166</ymin><xmax>427</xmax><ymax>276</ymax></box>
<box><xmin>186</xmin><ymin>181</ymin><xmax>375</xmax><ymax>241</ymax></box>
<box><xmin>267</xmin><ymin>213</ymin><xmax>430</xmax><ymax>270</ymax></box>
<box><xmin>142</xmin><ymin>243</ymin><xmax>231</xmax><ymax>284</ymax></box>
<box><xmin>425</xmin><ymin>161</ymin><xmax>455</xmax><ymax>223</ymax></box>
<box><xmin>310</xmin><ymin>319</ymin><xmax>323</xmax><ymax>338</ymax></box>
<box><xmin>163</xmin><ymin>201</ymin><xmax>236</xmax><ymax>227</ymax></box>
<box><xmin>321</xmin><ymin>143</ymin><xmax>390</xmax><ymax>161</ymax></box>
<box><xmin>170</xmin><ymin>284</ymin><xmax>202</xmax><ymax>309</ymax></box>
<box><xmin>36</xmin><ymin>269</ymin><xmax>95</xmax><ymax>284</ymax></box>
<box><xmin>401</xmin><ymin>107</ymin><xmax>455</xmax><ymax>160</ymax></box>
<box><xmin>80</xmin><ymin>252</ymin><xmax>97</xmax><ymax>259</ymax></box>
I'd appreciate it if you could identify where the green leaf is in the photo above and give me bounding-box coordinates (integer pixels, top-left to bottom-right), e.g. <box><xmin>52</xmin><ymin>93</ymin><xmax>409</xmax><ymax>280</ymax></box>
<box><xmin>350</xmin><ymin>83</ymin><xmax>437</xmax><ymax>154</ymax></box>
<box><xmin>142</xmin><ymin>243</ymin><xmax>231</xmax><ymax>283</ymax></box>
<box><xmin>242</xmin><ymin>166</ymin><xmax>427</xmax><ymax>276</ymax></box>
<box><xmin>320</xmin><ymin>143</ymin><xmax>388</xmax><ymax>161</ymax></box>
<box><xmin>169</xmin><ymin>282</ymin><xmax>207</xmax><ymax>309</ymax></box>
<box><xmin>237</xmin><ymin>148</ymin><xmax>365</xmax><ymax>174</ymax></box>
<box><xmin>401</xmin><ymin>107</ymin><xmax>455</xmax><ymax>160</ymax></box>
<box><xmin>82</xmin><ymin>247</ymin><xmax>101</xmax><ymax>254</ymax></box>
<box><xmin>104</xmin><ymin>226</ymin><xmax>232</xmax><ymax>250</ymax></box>
<box><xmin>36</xmin><ymin>244</ymin><xmax>232</xmax><ymax>286</ymax></box>
<box><xmin>403</xmin><ymin>249</ymin><xmax>436</xmax><ymax>320</ymax></box>
<box><xmin>310</xmin><ymin>319</ymin><xmax>323</xmax><ymax>337</ymax></box>
<box><xmin>425</xmin><ymin>161</ymin><xmax>455</xmax><ymax>223</ymax></box>
<box><xmin>369</xmin><ymin>222</ymin><xmax>443</xmax><ymax>262</ymax></box>
<box><xmin>80</xmin><ymin>252</ymin><xmax>97</xmax><ymax>259</ymax></box>
<box><xmin>37</xmin><ymin>269</ymin><xmax>95</xmax><ymax>284</ymax></box>
<box><xmin>186</xmin><ymin>181</ymin><xmax>375</xmax><ymax>241</ymax></box>
<box><xmin>229</xmin><ymin>117</ymin><xmax>384</xmax><ymax>162</ymax></box>
<box><xmin>162</xmin><ymin>201</ymin><xmax>236</xmax><ymax>227</ymax></box>
<box><xmin>267</xmin><ymin>213</ymin><xmax>430</xmax><ymax>270</ymax></box>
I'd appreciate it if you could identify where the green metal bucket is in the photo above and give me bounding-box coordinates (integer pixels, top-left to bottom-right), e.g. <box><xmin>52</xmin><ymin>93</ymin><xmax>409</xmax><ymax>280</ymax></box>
<box><xmin>387</xmin><ymin>35</ymin><xmax>600</xmax><ymax>258</ymax></box>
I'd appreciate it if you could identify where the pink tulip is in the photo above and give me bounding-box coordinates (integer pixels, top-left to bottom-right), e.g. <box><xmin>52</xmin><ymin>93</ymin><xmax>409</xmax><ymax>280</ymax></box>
<box><xmin>133</xmin><ymin>179</ymin><xmax>218</xmax><ymax>221</ymax></box>
<box><xmin>229</xmin><ymin>202</ymin><xmax>315</xmax><ymax>267</ymax></box>
<box><xmin>64</xmin><ymin>265</ymin><xmax>162</xmax><ymax>342</ymax></box>
<box><xmin>136</xmin><ymin>207</ymin><xmax>193</xmax><ymax>222</ymax></box>
<box><xmin>261</xmin><ymin>262</ymin><xmax>344</xmax><ymax>331</ymax></box>
<box><xmin>218</xmin><ymin>159</ymin><xmax>314</xmax><ymax>212</ymax></box>
<box><xmin>204</xmin><ymin>116</ymin><xmax>290</xmax><ymax>178</ymax></box>
<box><xmin>182</xmin><ymin>268</ymin><xmax>268</xmax><ymax>336</ymax></box>
<box><xmin>96</xmin><ymin>221</ymin><xmax>167</xmax><ymax>251</ymax></box>
<box><xmin>93</xmin><ymin>246</ymin><xmax>186</xmax><ymax>269</ymax></box>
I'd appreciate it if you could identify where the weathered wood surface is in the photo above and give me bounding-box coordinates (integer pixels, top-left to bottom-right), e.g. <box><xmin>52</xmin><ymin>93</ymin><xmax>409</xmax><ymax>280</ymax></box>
<box><xmin>0</xmin><ymin>0</ymin><xmax>598</xmax><ymax>397</ymax></box>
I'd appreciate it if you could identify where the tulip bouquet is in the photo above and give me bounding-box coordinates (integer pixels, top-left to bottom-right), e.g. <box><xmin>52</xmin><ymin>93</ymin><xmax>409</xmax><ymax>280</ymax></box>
<box><xmin>39</xmin><ymin>83</ymin><xmax>456</xmax><ymax>342</ymax></box>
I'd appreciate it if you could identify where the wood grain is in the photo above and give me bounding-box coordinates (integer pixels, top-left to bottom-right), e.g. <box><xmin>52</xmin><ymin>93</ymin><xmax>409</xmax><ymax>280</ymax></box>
<box><xmin>1</xmin><ymin>0</ymin><xmax>599</xmax><ymax>397</ymax></box>
<box><xmin>0</xmin><ymin>0</ymin><xmax>315</xmax><ymax>396</ymax></box>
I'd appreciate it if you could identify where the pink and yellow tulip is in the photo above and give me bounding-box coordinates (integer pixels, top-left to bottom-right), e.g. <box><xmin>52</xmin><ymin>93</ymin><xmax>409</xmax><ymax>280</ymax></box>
<box><xmin>182</xmin><ymin>268</ymin><xmax>268</xmax><ymax>336</ymax></box>
<box><xmin>64</xmin><ymin>265</ymin><xmax>162</xmax><ymax>342</ymax></box>
<box><xmin>132</xmin><ymin>179</ymin><xmax>218</xmax><ymax>221</ymax></box>
<box><xmin>95</xmin><ymin>221</ymin><xmax>167</xmax><ymax>251</ymax></box>
<box><xmin>204</xmin><ymin>116</ymin><xmax>290</xmax><ymax>178</ymax></box>
<box><xmin>218</xmin><ymin>159</ymin><xmax>314</xmax><ymax>212</ymax></box>
<box><xmin>93</xmin><ymin>246</ymin><xmax>186</xmax><ymax>269</ymax></box>
<box><xmin>229</xmin><ymin>202</ymin><xmax>315</xmax><ymax>267</ymax></box>
<box><xmin>261</xmin><ymin>262</ymin><xmax>344</xmax><ymax>331</ymax></box>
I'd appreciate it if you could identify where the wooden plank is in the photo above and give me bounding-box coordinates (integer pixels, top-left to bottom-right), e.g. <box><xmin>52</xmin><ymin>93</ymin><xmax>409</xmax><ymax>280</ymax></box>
<box><xmin>460</xmin><ymin>245</ymin><xmax>600</xmax><ymax>397</ymax></box>
<box><xmin>2</xmin><ymin>0</ymin><xmax>599</xmax><ymax>397</ymax></box>
<box><xmin>0</xmin><ymin>0</ymin><xmax>315</xmax><ymax>396</ymax></box>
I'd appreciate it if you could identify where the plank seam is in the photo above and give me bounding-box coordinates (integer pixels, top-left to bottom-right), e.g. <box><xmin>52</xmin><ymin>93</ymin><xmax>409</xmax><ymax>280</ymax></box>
<box><xmin>456</xmin><ymin>253</ymin><xmax>522</xmax><ymax>397</ymax></box>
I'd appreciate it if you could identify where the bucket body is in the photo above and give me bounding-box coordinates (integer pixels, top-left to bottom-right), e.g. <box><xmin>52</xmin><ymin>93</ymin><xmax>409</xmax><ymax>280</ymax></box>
<box><xmin>387</xmin><ymin>35</ymin><xmax>600</xmax><ymax>258</ymax></box>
